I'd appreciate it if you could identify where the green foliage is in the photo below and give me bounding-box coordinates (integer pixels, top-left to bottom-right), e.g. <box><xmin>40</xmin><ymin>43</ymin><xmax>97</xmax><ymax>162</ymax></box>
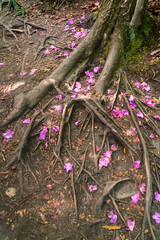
<box><xmin>8</xmin><ymin>0</ymin><xmax>28</xmax><ymax>17</ymax></box>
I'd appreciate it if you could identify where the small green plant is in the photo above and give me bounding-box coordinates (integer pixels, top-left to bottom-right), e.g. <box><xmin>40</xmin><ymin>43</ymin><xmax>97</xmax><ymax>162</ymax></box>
<box><xmin>8</xmin><ymin>0</ymin><xmax>28</xmax><ymax>17</ymax></box>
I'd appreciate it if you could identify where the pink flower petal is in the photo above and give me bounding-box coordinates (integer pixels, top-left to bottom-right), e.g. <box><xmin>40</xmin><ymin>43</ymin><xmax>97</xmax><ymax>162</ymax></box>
<box><xmin>127</xmin><ymin>219</ymin><xmax>135</xmax><ymax>231</ymax></box>
<box><xmin>103</xmin><ymin>150</ymin><xmax>112</xmax><ymax>158</ymax></box>
<box><xmin>70</xmin><ymin>41</ymin><xmax>77</xmax><ymax>48</ymax></box>
<box><xmin>98</xmin><ymin>157</ymin><xmax>110</xmax><ymax>169</ymax></box>
<box><xmin>131</xmin><ymin>192</ymin><xmax>140</xmax><ymax>204</ymax></box>
<box><xmin>0</xmin><ymin>62</ymin><xmax>4</xmax><ymax>66</ymax></box>
<box><xmin>71</xmin><ymin>93</ymin><xmax>77</xmax><ymax>99</ymax></box>
<box><xmin>154</xmin><ymin>115</ymin><xmax>160</xmax><ymax>120</ymax></box>
<box><xmin>93</xmin><ymin>66</ymin><xmax>100</xmax><ymax>73</ymax></box>
<box><xmin>44</xmin><ymin>49</ymin><xmax>51</xmax><ymax>55</ymax></box>
<box><xmin>137</xmin><ymin>111</ymin><xmax>144</xmax><ymax>118</ymax></box>
<box><xmin>134</xmin><ymin>82</ymin><xmax>141</xmax><ymax>88</ymax></box>
<box><xmin>22</xmin><ymin>118</ymin><xmax>31</xmax><ymax>124</ymax></box>
<box><xmin>107</xmin><ymin>89</ymin><xmax>113</xmax><ymax>95</ymax></box>
<box><xmin>108</xmin><ymin>211</ymin><xmax>117</xmax><ymax>224</ymax></box>
<box><xmin>54</xmin><ymin>105</ymin><xmax>63</xmax><ymax>111</ymax></box>
<box><xmin>139</xmin><ymin>184</ymin><xmax>146</xmax><ymax>194</ymax></box>
<box><xmin>56</xmin><ymin>95</ymin><xmax>63</xmax><ymax>100</ymax></box>
<box><xmin>53</xmin><ymin>126</ymin><xmax>60</xmax><ymax>132</ymax></box>
<box><xmin>64</xmin><ymin>162</ymin><xmax>73</xmax><ymax>173</ymax></box>
<box><xmin>29</xmin><ymin>69</ymin><xmax>37</xmax><ymax>75</ymax></box>
<box><xmin>88</xmin><ymin>185</ymin><xmax>97</xmax><ymax>192</ymax></box>
<box><xmin>20</xmin><ymin>72</ymin><xmax>26</xmax><ymax>76</ymax></box>
<box><xmin>134</xmin><ymin>161</ymin><xmax>140</xmax><ymax>169</ymax></box>
<box><xmin>3</xmin><ymin>129</ymin><xmax>14</xmax><ymax>139</ymax></box>
<box><xmin>75</xmin><ymin>120</ymin><xmax>80</xmax><ymax>125</ymax></box>
<box><xmin>110</xmin><ymin>144</ymin><xmax>118</xmax><ymax>151</ymax></box>
<box><xmin>68</xmin><ymin>19</ymin><xmax>74</xmax><ymax>24</ymax></box>
<box><xmin>149</xmin><ymin>133</ymin><xmax>154</xmax><ymax>139</ymax></box>
<box><xmin>152</xmin><ymin>212</ymin><xmax>160</xmax><ymax>224</ymax></box>
<box><xmin>155</xmin><ymin>192</ymin><xmax>160</xmax><ymax>202</ymax></box>
<box><xmin>39</xmin><ymin>127</ymin><xmax>48</xmax><ymax>140</ymax></box>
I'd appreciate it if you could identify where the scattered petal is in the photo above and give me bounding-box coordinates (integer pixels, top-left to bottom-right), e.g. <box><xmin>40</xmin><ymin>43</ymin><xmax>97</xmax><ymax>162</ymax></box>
<box><xmin>146</xmin><ymin>99</ymin><xmax>156</xmax><ymax>107</ymax></box>
<box><xmin>103</xmin><ymin>150</ymin><xmax>112</xmax><ymax>158</ymax></box>
<box><xmin>39</xmin><ymin>127</ymin><xmax>48</xmax><ymax>140</ymax></box>
<box><xmin>0</xmin><ymin>62</ymin><xmax>5</xmax><ymax>66</ymax></box>
<box><xmin>64</xmin><ymin>51</ymin><xmax>69</xmax><ymax>57</ymax></box>
<box><xmin>134</xmin><ymin>161</ymin><xmax>140</xmax><ymax>169</ymax></box>
<box><xmin>68</xmin><ymin>19</ymin><xmax>74</xmax><ymax>24</ymax></box>
<box><xmin>127</xmin><ymin>219</ymin><xmax>135</xmax><ymax>231</ymax></box>
<box><xmin>29</xmin><ymin>69</ymin><xmax>37</xmax><ymax>75</ymax></box>
<box><xmin>20</xmin><ymin>71</ymin><xmax>26</xmax><ymax>76</ymax></box>
<box><xmin>22</xmin><ymin>118</ymin><xmax>31</xmax><ymax>124</ymax></box>
<box><xmin>74</xmin><ymin>31</ymin><xmax>81</xmax><ymax>38</ymax></box>
<box><xmin>47</xmin><ymin>183</ymin><xmax>54</xmax><ymax>189</ymax></box>
<box><xmin>54</xmin><ymin>105</ymin><xmax>63</xmax><ymax>111</ymax></box>
<box><xmin>107</xmin><ymin>89</ymin><xmax>113</xmax><ymax>95</ymax></box>
<box><xmin>152</xmin><ymin>212</ymin><xmax>160</xmax><ymax>224</ymax></box>
<box><xmin>93</xmin><ymin>66</ymin><xmax>101</xmax><ymax>73</ymax></box>
<box><xmin>134</xmin><ymin>82</ymin><xmax>141</xmax><ymax>88</ymax></box>
<box><xmin>53</xmin><ymin>126</ymin><xmax>60</xmax><ymax>132</ymax></box>
<box><xmin>88</xmin><ymin>185</ymin><xmax>97</xmax><ymax>192</ymax></box>
<box><xmin>81</xmin><ymin>15</ymin><xmax>85</xmax><ymax>20</ymax></box>
<box><xmin>108</xmin><ymin>211</ymin><xmax>117</xmax><ymax>224</ymax></box>
<box><xmin>155</xmin><ymin>192</ymin><xmax>160</xmax><ymax>202</ymax></box>
<box><xmin>131</xmin><ymin>192</ymin><xmax>140</xmax><ymax>204</ymax></box>
<box><xmin>154</xmin><ymin>115</ymin><xmax>160</xmax><ymax>120</ymax></box>
<box><xmin>98</xmin><ymin>157</ymin><xmax>110</xmax><ymax>169</ymax></box>
<box><xmin>71</xmin><ymin>93</ymin><xmax>77</xmax><ymax>99</ymax></box>
<box><xmin>149</xmin><ymin>133</ymin><xmax>154</xmax><ymax>139</ymax></box>
<box><xmin>50</xmin><ymin>45</ymin><xmax>60</xmax><ymax>51</ymax></box>
<box><xmin>137</xmin><ymin>111</ymin><xmax>144</xmax><ymax>118</ymax></box>
<box><xmin>83</xmin><ymin>85</ymin><xmax>91</xmax><ymax>92</ymax></box>
<box><xmin>110</xmin><ymin>144</ymin><xmax>118</xmax><ymax>151</ymax></box>
<box><xmin>64</xmin><ymin>162</ymin><xmax>73</xmax><ymax>173</ymax></box>
<box><xmin>44</xmin><ymin>49</ymin><xmax>51</xmax><ymax>55</ymax></box>
<box><xmin>70</xmin><ymin>41</ymin><xmax>77</xmax><ymax>48</ymax></box>
<box><xmin>56</xmin><ymin>95</ymin><xmax>63</xmax><ymax>100</ymax></box>
<box><xmin>75</xmin><ymin>120</ymin><xmax>80</xmax><ymax>125</ymax></box>
<box><xmin>139</xmin><ymin>184</ymin><xmax>146</xmax><ymax>194</ymax></box>
<box><xmin>3</xmin><ymin>129</ymin><xmax>14</xmax><ymax>139</ymax></box>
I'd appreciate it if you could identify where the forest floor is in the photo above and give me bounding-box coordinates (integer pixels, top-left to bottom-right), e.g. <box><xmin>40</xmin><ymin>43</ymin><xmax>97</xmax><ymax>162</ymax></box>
<box><xmin>0</xmin><ymin>0</ymin><xmax>160</xmax><ymax>239</ymax></box>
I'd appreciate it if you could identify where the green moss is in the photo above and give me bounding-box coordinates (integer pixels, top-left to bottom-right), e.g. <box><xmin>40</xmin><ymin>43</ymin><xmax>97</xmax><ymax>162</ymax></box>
<box><xmin>123</xmin><ymin>12</ymin><xmax>154</xmax><ymax>70</ymax></box>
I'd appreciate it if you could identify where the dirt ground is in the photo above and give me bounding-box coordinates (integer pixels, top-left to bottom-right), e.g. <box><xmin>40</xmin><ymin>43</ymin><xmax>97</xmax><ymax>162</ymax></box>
<box><xmin>0</xmin><ymin>0</ymin><xmax>160</xmax><ymax>239</ymax></box>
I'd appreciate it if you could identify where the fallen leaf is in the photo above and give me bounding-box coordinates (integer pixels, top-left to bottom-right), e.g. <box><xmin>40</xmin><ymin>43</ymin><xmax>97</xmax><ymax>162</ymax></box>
<box><xmin>102</xmin><ymin>225</ymin><xmax>122</xmax><ymax>230</ymax></box>
<box><xmin>5</xmin><ymin>188</ymin><xmax>16</xmax><ymax>198</ymax></box>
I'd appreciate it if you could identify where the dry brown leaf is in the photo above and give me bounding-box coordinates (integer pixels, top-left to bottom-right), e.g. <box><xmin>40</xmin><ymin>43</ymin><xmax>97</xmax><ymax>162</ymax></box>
<box><xmin>102</xmin><ymin>225</ymin><xmax>122</xmax><ymax>230</ymax></box>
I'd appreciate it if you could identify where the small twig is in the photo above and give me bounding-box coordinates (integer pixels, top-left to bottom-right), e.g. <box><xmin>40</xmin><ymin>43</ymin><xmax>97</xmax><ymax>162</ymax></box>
<box><xmin>91</xmin><ymin>113</ymin><xmax>97</xmax><ymax>169</ymax></box>
<box><xmin>70</xmin><ymin>172</ymin><xmax>78</xmax><ymax>220</ymax></box>
<box><xmin>110</xmin><ymin>71</ymin><xmax>121</xmax><ymax>109</ymax></box>
<box><xmin>75</xmin><ymin>146</ymin><xmax>89</xmax><ymax>183</ymax></box>
<box><xmin>34</xmin><ymin>35</ymin><xmax>51</xmax><ymax>60</ymax></box>
<box><xmin>21</xmin><ymin>48</ymin><xmax>29</xmax><ymax>73</ymax></box>
<box><xmin>109</xmin><ymin>194</ymin><xmax>127</xmax><ymax>227</ymax></box>
<box><xmin>0</xmin><ymin>22</ymin><xmax>18</xmax><ymax>40</ymax></box>
<box><xmin>17</xmin><ymin>19</ymin><xmax>48</xmax><ymax>30</ymax></box>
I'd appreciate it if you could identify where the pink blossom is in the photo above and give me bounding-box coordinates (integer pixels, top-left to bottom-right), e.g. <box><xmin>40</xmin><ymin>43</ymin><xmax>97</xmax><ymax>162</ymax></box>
<box><xmin>74</xmin><ymin>31</ymin><xmax>81</xmax><ymax>38</ymax></box>
<box><xmin>85</xmin><ymin>71</ymin><xmax>94</xmax><ymax>78</ymax></box>
<box><xmin>53</xmin><ymin>126</ymin><xmax>60</xmax><ymax>132</ymax></box>
<box><xmin>0</xmin><ymin>62</ymin><xmax>5</xmax><ymax>66</ymax></box>
<box><xmin>68</xmin><ymin>19</ymin><xmax>74</xmax><ymax>25</ymax></box>
<box><xmin>149</xmin><ymin>133</ymin><xmax>154</xmax><ymax>139</ymax></box>
<box><xmin>54</xmin><ymin>105</ymin><xmax>63</xmax><ymax>111</ymax></box>
<box><xmin>75</xmin><ymin>120</ymin><xmax>80</xmax><ymax>125</ymax></box>
<box><xmin>81</xmin><ymin>31</ymin><xmax>87</xmax><ymax>37</ymax></box>
<box><xmin>145</xmin><ymin>99</ymin><xmax>156</xmax><ymax>107</ymax></box>
<box><xmin>44</xmin><ymin>49</ymin><xmax>50</xmax><ymax>54</ymax></box>
<box><xmin>81</xmin><ymin>15</ymin><xmax>85</xmax><ymax>20</ymax></box>
<box><xmin>88</xmin><ymin>185</ymin><xmax>97</xmax><ymax>192</ymax></box>
<box><xmin>137</xmin><ymin>111</ymin><xmax>144</xmax><ymax>118</ymax></box>
<box><xmin>29</xmin><ymin>69</ymin><xmax>37</xmax><ymax>75</ymax></box>
<box><xmin>70</xmin><ymin>41</ymin><xmax>77</xmax><ymax>48</ymax></box>
<box><xmin>71</xmin><ymin>26</ymin><xmax>76</xmax><ymax>32</ymax></box>
<box><xmin>127</xmin><ymin>219</ymin><xmax>135</xmax><ymax>231</ymax></box>
<box><xmin>83</xmin><ymin>85</ymin><xmax>91</xmax><ymax>92</ymax></box>
<box><xmin>3</xmin><ymin>129</ymin><xmax>14</xmax><ymax>139</ymax></box>
<box><xmin>64</xmin><ymin>25</ymin><xmax>69</xmax><ymax>31</ymax></box>
<box><xmin>96</xmin><ymin>145</ymin><xmax>100</xmax><ymax>151</ymax></box>
<box><xmin>110</xmin><ymin>144</ymin><xmax>118</xmax><ymax>151</ymax></box>
<box><xmin>134</xmin><ymin>161</ymin><xmax>140</xmax><ymax>169</ymax></box>
<box><xmin>112</xmin><ymin>108</ymin><xmax>129</xmax><ymax>118</ymax></box>
<box><xmin>64</xmin><ymin>162</ymin><xmax>73</xmax><ymax>173</ymax></box>
<box><xmin>152</xmin><ymin>212</ymin><xmax>160</xmax><ymax>224</ymax></box>
<box><xmin>95</xmin><ymin>1</ymin><xmax>100</xmax><ymax>6</ymax></box>
<box><xmin>39</xmin><ymin>127</ymin><xmax>48</xmax><ymax>140</ymax></box>
<box><xmin>131</xmin><ymin>192</ymin><xmax>140</xmax><ymax>204</ymax></box>
<box><xmin>125</xmin><ymin>128</ymin><xmax>136</xmax><ymax>136</ymax></box>
<box><xmin>22</xmin><ymin>118</ymin><xmax>31</xmax><ymax>124</ymax></box>
<box><xmin>129</xmin><ymin>95</ymin><xmax>135</xmax><ymax>102</ymax></box>
<box><xmin>55</xmin><ymin>54</ymin><xmax>62</xmax><ymax>59</ymax></box>
<box><xmin>108</xmin><ymin>89</ymin><xmax>113</xmax><ymax>95</ymax></box>
<box><xmin>134</xmin><ymin>82</ymin><xmax>141</xmax><ymax>88</ymax></box>
<box><xmin>64</xmin><ymin>51</ymin><xmax>69</xmax><ymax>57</ymax></box>
<box><xmin>154</xmin><ymin>115</ymin><xmax>160</xmax><ymax>120</ymax></box>
<box><xmin>50</xmin><ymin>45</ymin><xmax>60</xmax><ymax>51</ymax></box>
<box><xmin>98</xmin><ymin>157</ymin><xmax>110</xmax><ymax>169</ymax></box>
<box><xmin>86</xmin><ymin>78</ymin><xmax>95</xmax><ymax>84</ymax></box>
<box><xmin>155</xmin><ymin>192</ymin><xmax>160</xmax><ymax>202</ymax></box>
<box><xmin>93</xmin><ymin>66</ymin><xmax>101</xmax><ymax>73</ymax></box>
<box><xmin>130</xmin><ymin>102</ymin><xmax>137</xmax><ymax>109</ymax></box>
<box><xmin>71</xmin><ymin>93</ymin><xmax>77</xmax><ymax>99</ymax></box>
<box><xmin>56</xmin><ymin>95</ymin><xmax>62</xmax><ymax>100</ymax></box>
<box><xmin>141</xmin><ymin>82</ymin><xmax>150</xmax><ymax>92</ymax></box>
<box><xmin>108</xmin><ymin>211</ymin><xmax>117</xmax><ymax>224</ymax></box>
<box><xmin>103</xmin><ymin>150</ymin><xmax>112</xmax><ymax>158</ymax></box>
<box><xmin>74</xmin><ymin>82</ymin><xmax>81</xmax><ymax>92</ymax></box>
<box><xmin>20</xmin><ymin>71</ymin><xmax>26</xmax><ymax>76</ymax></box>
<box><xmin>139</xmin><ymin>184</ymin><xmax>146</xmax><ymax>194</ymax></box>
<box><xmin>138</xmin><ymin>121</ymin><xmax>142</xmax><ymax>126</ymax></box>
<box><xmin>47</xmin><ymin>183</ymin><xmax>54</xmax><ymax>189</ymax></box>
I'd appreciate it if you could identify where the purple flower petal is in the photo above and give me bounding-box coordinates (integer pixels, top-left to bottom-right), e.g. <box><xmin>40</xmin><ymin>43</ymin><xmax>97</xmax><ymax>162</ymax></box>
<box><xmin>107</xmin><ymin>89</ymin><xmax>113</xmax><ymax>95</ymax></box>
<box><xmin>127</xmin><ymin>219</ymin><xmax>135</xmax><ymax>231</ymax></box>
<box><xmin>154</xmin><ymin>115</ymin><xmax>160</xmax><ymax>120</ymax></box>
<box><xmin>0</xmin><ymin>62</ymin><xmax>4</xmax><ymax>66</ymax></box>
<box><xmin>64</xmin><ymin>162</ymin><xmax>73</xmax><ymax>173</ymax></box>
<box><xmin>137</xmin><ymin>111</ymin><xmax>144</xmax><ymax>118</ymax></box>
<box><xmin>108</xmin><ymin>211</ymin><xmax>117</xmax><ymax>224</ymax></box>
<box><xmin>70</xmin><ymin>41</ymin><xmax>77</xmax><ymax>48</ymax></box>
<box><xmin>110</xmin><ymin>144</ymin><xmax>118</xmax><ymax>151</ymax></box>
<box><xmin>68</xmin><ymin>19</ymin><xmax>74</xmax><ymax>24</ymax></box>
<box><xmin>131</xmin><ymin>192</ymin><xmax>140</xmax><ymax>204</ymax></box>
<box><xmin>20</xmin><ymin>71</ymin><xmax>26</xmax><ymax>76</ymax></box>
<box><xmin>3</xmin><ymin>129</ymin><xmax>15</xmax><ymax>139</ymax></box>
<box><xmin>98</xmin><ymin>157</ymin><xmax>110</xmax><ymax>169</ymax></box>
<box><xmin>146</xmin><ymin>99</ymin><xmax>156</xmax><ymax>107</ymax></box>
<box><xmin>134</xmin><ymin>82</ymin><xmax>141</xmax><ymax>88</ymax></box>
<box><xmin>64</xmin><ymin>51</ymin><xmax>69</xmax><ymax>57</ymax></box>
<box><xmin>22</xmin><ymin>118</ymin><xmax>31</xmax><ymax>124</ymax></box>
<box><xmin>103</xmin><ymin>150</ymin><xmax>112</xmax><ymax>158</ymax></box>
<box><xmin>29</xmin><ymin>69</ymin><xmax>37</xmax><ymax>75</ymax></box>
<box><xmin>71</xmin><ymin>93</ymin><xmax>77</xmax><ymax>99</ymax></box>
<box><xmin>74</xmin><ymin>31</ymin><xmax>81</xmax><ymax>38</ymax></box>
<box><xmin>56</xmin><ymin>95</ymin><xmax>63</xmax><ymax>100</ymax></box>
<box><xmin>39</xmin><ymin>127</ymin><xmax>48</xmax><ymax>140</ymax></box>
<box><xmin>75</xmin><ymin>120</ymin><xmax>80</xmax><ymax>125</ymax></box>
<box><xmin>93</xmin><ymin>66</ymin><xmax>101</xmax><ymax>73</ymax></box>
